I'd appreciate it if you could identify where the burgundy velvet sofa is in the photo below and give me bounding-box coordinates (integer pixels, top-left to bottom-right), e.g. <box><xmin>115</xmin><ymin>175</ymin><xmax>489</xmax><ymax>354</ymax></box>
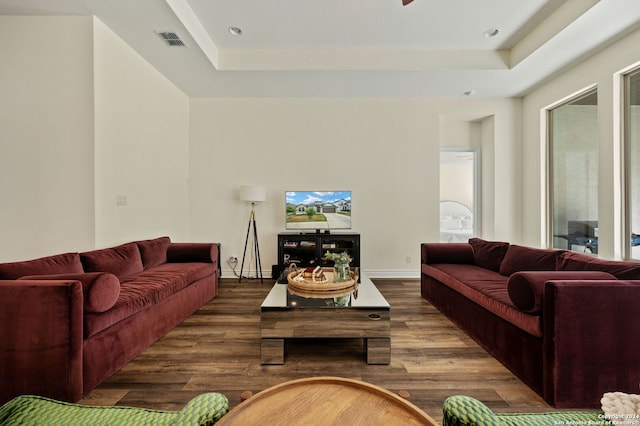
<box><xmin>0</xmin><ymin>237</ymin><xmax>219</xmax><ymax>404</ymax></box>
<box><xmin>421</xmin><ymin>238</ymin><xmax>640</xmax><ymax>408</ymax></box>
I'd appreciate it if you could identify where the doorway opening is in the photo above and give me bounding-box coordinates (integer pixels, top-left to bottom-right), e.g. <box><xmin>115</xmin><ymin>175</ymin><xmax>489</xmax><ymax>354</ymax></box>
<box><xmin>440</xmin><ymin>149</ymin><xmax>478</xmax><ymax>242</ymax></box>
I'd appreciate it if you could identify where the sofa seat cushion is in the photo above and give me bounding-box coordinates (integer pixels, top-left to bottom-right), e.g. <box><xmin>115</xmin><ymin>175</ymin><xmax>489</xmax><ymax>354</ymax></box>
<box><xmin>84</xmin><ymin>263</ymin><xmax>215</xmax><ymax>338</ymax></box>
<box><xmin>423</xmin><ymin>263</ymin><xmax>542</xmax><ymax>337</ymax></box>
<box><xmin>149</xmin><ymin>262</ymin><xmax>215</xmax><ymax>283</ymax></box>
<box><xmin>0</xmin><ymin>252</ymin><xmax>83</xmax><ymax>279</ymax></box>
<box><xmin>422</xmin><ymin>262</ymin><xmax>504</xmax><ymax>282</ymax></box>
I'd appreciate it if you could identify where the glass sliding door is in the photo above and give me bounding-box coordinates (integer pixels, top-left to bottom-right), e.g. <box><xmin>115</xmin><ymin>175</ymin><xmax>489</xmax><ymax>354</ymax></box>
<box><xmin>440</xmin><ymin>149</ymin><xmax>478</xmax><ymax>242</ymax></box>
<box><xmin>625</xmin><ymin>69</ymin><xmax>640</xmax><ymax>259</ymax></box>
<box><xmin>549</xmin><ymin>88</ymin><xmax>599</xmax><ymax>254</ymax></box>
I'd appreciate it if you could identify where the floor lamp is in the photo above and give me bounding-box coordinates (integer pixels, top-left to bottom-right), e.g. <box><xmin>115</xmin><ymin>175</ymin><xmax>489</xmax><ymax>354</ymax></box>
<box><xmin>239</xmin><ymin>185</ymin><xmax>266</xmax><ymax>283</ymax></box>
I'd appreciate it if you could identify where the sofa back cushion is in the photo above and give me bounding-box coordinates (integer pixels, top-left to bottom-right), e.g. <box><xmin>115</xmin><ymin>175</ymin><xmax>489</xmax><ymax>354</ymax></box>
<box><xmin>468</xmin><ymin>238</ymin><xmax>510</xmax><ymax>272</ymax></box>
<box><xmin>557</xmin><ymin>251</ymin><xmax>640</xmax><ymax>279</ymax></box>
<box><xmin>0</xmin><ymin>252</ymin><xmax>83</xmax><ymax>279</ymax></box>
<box><xmin>81</xmin><ymin>242</ymin><xmax>143</xmax><ymax>279</ymax></box>
<box><xmin>136</xmin><ymin>236</ymin><xmax>171</xmax><ymax>269</ymax></box>
<box><xmin>19</xmin><ymin>272</ymin><xmax>120</xmax><ymax>313</ymax></box>
<box><xmin>499</xmin><ymin>245</ymin><xmax>563</xmax><ymax>276</ymax></box>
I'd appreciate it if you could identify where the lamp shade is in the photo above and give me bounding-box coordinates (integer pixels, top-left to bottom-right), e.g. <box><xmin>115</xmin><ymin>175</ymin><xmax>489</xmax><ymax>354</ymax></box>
<box><xmin>240</xmin><ymin>185</ymin><xmax>266</xmax><ymax>202</ymax></box>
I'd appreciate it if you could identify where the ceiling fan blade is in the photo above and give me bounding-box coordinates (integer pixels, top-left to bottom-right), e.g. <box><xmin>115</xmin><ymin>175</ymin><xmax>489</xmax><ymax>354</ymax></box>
<box><xmin>402</xmin><ymin>0</ymin><xmax>414</xmax><ymax>5</ymax></box>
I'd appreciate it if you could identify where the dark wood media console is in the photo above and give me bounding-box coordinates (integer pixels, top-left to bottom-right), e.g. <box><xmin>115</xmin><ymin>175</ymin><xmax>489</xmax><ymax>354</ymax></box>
<box><xmin>276</xmin><ymin>232</ymin><xmax>360</xmax><ymax>283</ymax></box>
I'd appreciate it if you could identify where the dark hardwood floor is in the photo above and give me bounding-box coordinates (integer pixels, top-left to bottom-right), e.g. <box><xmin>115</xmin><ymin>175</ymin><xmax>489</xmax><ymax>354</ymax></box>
<box><xmin>79</xmin><ymin>278</ymin><xmax>552</xmax><ymax>424</ymax></box>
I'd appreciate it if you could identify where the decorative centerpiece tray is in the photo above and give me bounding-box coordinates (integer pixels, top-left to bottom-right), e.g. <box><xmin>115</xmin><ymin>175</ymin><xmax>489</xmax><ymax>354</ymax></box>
<box><xmin>287</xmin><ymin>264</ymin><xmax>359</xmax><ymax>298</ymax></box>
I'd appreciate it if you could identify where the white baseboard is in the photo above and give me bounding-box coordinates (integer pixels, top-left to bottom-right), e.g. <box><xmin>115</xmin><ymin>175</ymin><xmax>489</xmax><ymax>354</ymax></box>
<box><xmin>220</xmin><ymin>268</ymin><xmax>265</xmax><ymax>280</ymax></box>
<box><xmin>360</xmin><ymin>269</ymin><xmax>420</xmax><ymax>279</ymax></box>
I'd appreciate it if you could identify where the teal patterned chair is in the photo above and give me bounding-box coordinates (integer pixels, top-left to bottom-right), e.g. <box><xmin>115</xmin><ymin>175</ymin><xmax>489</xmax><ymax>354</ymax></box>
<box><xmin>0</xmin><ymin>392</ymin><xmax>229</xmax><ymax>425</ymax></box>
<box><xmin>443</xmin><ymin>395</ymin><xmax>608</xmax><ymax>426</ymax></box>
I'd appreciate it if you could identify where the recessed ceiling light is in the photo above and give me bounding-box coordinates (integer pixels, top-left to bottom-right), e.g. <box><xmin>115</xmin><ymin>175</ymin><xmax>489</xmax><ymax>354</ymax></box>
<box><xmin>483</xmin><ymin>28</ymin><xmax>500</xmax><ymax>38</ymax></box>
<box><xmin>228</xmin><ymin>26</ymin><xmax>242</xmax><ymax>36</ymax></box>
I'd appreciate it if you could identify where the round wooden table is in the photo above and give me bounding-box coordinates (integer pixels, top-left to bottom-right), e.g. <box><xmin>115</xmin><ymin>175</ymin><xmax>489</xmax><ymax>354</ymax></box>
<box><xmin>216</xmin><ymin>376</ymin><xmax>439</xmax><ymax>425</ymax></box>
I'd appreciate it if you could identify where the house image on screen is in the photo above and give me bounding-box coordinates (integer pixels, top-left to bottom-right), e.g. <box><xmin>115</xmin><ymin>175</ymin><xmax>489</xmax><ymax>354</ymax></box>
<box><xmin>292</xmin><ymin>199</ymin><xmax>351</xmax><ymax>215</ymax></box>
<box><xmin>336</xmin><ymin>199</ymin><xmax>351</xmax><ymax>212</ymax></box>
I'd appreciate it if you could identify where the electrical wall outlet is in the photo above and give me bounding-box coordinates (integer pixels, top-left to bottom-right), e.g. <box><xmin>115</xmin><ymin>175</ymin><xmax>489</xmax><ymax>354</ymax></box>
<box><xmin>229</xmin><ymin>256</ymin><xmax>238</xmax><ymax>263</ymax></box>
<box><xmin>405</xmin><ymin>256</ymin><xmax>412</xmax><ymax>264</ymax></box>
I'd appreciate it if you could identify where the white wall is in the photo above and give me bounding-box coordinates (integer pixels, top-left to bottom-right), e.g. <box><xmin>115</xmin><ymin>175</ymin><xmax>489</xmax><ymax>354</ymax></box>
<box><xmin>0</xmin><ymin>16</ymin><xmax>96</xmax><ymax>261</ymax></box>
<box><xmin>0</xmin><ymin>15</ymin><xmax>529</xmax><ymax>273</ymax></box>
<box><xmin>189</xmin><ymin>98</ymin><xmax>520</xmax><ymax>277</ymax></box>
<box><xmin>522</xmin><ymin>26</ymin><xmax>640</xmax><ymax>259</ymax></box>
<box><xmin>93</xmin><ymin>18</ymin><xmax>190</xmax><ymax>248</ymax></box>
<box><xmin>0</xmin><ymin>16</ymin><xmax>191</xmax><ymax>261</ymax></box>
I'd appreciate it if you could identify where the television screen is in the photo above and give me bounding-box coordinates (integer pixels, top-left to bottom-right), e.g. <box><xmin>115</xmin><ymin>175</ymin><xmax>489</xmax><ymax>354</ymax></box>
<box><xmin>285</xmin><ymin>191</ymin><xmax>352</xmax><ymax>231</ymax></box>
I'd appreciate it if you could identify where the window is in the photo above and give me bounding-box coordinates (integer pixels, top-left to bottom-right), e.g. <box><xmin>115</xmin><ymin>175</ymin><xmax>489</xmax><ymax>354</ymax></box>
<box><xmin>549</xmin><ymin>88</ymin><xmax>599</xmax><ymax>254</ymax></box>
<box><xmin>625</xmin><ymin>69</ymin><xmax>640</xmax><ymax>259</ymax></box>
<box><xmin>440</xmin><ymin>149</ymin><xmax>478</xmax><ymax>242</ymax></box>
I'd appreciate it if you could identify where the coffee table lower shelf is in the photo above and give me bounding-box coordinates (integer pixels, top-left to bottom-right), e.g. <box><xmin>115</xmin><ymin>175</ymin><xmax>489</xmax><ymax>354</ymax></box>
<box><xmin>260</xmin><ymin>308</ymin><xmax>391</xmax><ymax>365</ymax></box>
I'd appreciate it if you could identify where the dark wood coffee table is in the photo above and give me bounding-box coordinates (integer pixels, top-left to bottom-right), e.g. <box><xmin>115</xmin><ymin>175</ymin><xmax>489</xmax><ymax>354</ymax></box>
<box><xmin>260</xmin><ymin>273</ymin><xmax>391</xmax><ymax>364</ymax></box>
<box><xmin>216</xmin><ymin>376</ymin><xmax>438</xmax><ymax>425</ymax></box>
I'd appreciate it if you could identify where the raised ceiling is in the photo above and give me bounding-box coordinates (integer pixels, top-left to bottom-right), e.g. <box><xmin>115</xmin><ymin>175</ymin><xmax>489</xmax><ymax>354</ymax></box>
<box><xmin>2</xmin><ymin>0</ymin><xmax>640</xmax><ymax>97</ymax></box>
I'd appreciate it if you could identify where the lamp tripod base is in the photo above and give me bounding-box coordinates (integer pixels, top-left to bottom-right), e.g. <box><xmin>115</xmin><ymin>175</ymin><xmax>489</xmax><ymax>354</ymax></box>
<box><xmin>239</xmin><ymin>203</ymin><xmax>263</xmax><ymax>283</ymax></box>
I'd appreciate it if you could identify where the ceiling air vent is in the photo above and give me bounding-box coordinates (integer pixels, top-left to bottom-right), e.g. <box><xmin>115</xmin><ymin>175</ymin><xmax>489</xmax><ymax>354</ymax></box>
<box><xmin>157</xmin><ymin>31</ymin><xmax>187</xmax><ymax>47</ymax></box>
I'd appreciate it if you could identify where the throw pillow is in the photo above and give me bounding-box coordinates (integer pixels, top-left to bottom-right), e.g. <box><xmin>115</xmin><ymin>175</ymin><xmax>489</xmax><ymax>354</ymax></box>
<box><xmin>0</xmin><ymin>252</ymin><xmax>83</xmax><ymax>279</ymax></box>
<box><xmin>601</xmin><ymin>392</ymin><xmax>640</xmax><ymax>426</ymax></box>
<box><xmin>136</xmin><ymin>236</ymin><xmax>171</xmax><ymax>269</ymax></box>
<box><xmin>421</xmin><ymin>243</ymin><xmax>474</xmax><ymax>264</ymax></box>
<box><xmin>81</xmin><ymin>242</ymin><xmax>144</xmax><ymax>279</ymax></box>
<box><xmin>499</xmin><ymin>245</ymin><xmax>563</xmax><ymax>276</ymax></box>
<box><xmin>468</xmin><ymin>238</ymin><xmax>510</xmax><ymax>272</ymax></box>
<box><xmin>19</xmin><ymin>272</ymin><xmax>120</xmax><ymax>313</ymax></box>
<box><xmin>167</xmin><ymin>243</ymin><xmax>218</xmax><ymax>264</ymax></box>
<box><xmin>557</xmin><ymin>251</ymin><xmax>640</xmax><ymax>280</ymax></box>
<box><xmin>507</xmin><ymin>270</ymin><xmax>616</xmax><ymax>313</ymax></box>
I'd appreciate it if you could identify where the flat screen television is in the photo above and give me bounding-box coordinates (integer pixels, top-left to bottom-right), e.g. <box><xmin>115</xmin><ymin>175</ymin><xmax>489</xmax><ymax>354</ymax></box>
<box><xmin>285</xmin><ymin>191</ymin><xmax>352</xmax><ymax>231</ymax></box>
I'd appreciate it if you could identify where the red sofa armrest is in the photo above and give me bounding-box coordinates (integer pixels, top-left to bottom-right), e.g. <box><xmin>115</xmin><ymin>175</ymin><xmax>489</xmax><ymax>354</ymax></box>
<box><xmin>0</xmin><ymin>280</ymin><xmax>84</xmax><ymax>403</ymax></box>
<box><xmin>543</xmin><ymin>280</ymin><xmax>640</xmax><ymax>407</ymax></box>
<box><xmin>421</xmin><ymin>243</ymin><xmax>474</xmax><ymax>265</ymax></box>
<box><xmin>167</xmin><ymin>243</ymin><xmax>219</xmax><ymax>266</ymax></box>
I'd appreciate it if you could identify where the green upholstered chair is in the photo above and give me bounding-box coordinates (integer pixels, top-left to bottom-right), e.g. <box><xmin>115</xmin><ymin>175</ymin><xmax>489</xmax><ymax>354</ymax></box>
<box><xmin>0</xmin><ymin>392</ymin><xmax>229</xmax><ymax>425</ymax></box>
<box><xmin>443</xmin><ymin>395</ymin><xmax>607</xmax><ymax>426</ymax></box>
